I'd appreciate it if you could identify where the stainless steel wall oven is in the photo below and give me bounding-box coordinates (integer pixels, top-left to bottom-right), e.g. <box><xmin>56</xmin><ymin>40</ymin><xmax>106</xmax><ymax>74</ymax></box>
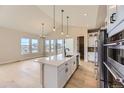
<box><xmin>104</xmin><ymin>29</ymin><xmax>124</xmax><ymax>88</ymax></box>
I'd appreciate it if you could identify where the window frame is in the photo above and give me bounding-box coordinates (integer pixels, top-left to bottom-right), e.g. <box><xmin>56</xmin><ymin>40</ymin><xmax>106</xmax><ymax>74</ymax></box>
<box><xmin>45</xmin><ymin>40</ymin><xmax>50</xmax><ymax>54</ymax></box>
<box><xmin>50</xmin><ymin>39</ymin><xmax>56</xmax><ymax>53</ymax></box>
<box><xmin>57</xmin><ymin>39</ymin><xmax>64</xmax><ymax>54</ymax></box>
<box><xmin>31</xmin><ymin>39</ymin><xmax>39</xmax><ymax>53</ymax></box>
<box><xmin>20</xmin><ymin>37</ymin><xmax>30</xmax><ymax>55</ymax></box>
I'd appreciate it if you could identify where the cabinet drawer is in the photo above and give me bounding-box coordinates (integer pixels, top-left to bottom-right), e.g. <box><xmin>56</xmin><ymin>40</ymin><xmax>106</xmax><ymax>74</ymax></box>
<box><xmin>58</xmin><ymin>62</ymin><xmax>68</xmax><ymax>72</ymax></box>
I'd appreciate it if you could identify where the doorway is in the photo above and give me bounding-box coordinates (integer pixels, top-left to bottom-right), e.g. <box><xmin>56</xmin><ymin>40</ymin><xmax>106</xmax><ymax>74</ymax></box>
<box><xmin>77</xmin><ymin>36</ymin><xmax>84</xmax><ymax>60</ymax></box>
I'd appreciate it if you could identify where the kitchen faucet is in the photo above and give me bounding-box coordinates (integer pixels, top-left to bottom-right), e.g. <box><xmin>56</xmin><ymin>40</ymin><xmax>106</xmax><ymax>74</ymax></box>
<box><xmin>64</xmin><ymin>48</ymin><xmax>70</xmax><ymax>57</ymax></box>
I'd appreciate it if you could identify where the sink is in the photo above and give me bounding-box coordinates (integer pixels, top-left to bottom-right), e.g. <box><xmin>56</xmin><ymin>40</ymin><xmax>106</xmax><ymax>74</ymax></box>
<box><xmin>65</xmin><ymin>55</ymin><xmax>73</xmax><ymax>57</ymax></box>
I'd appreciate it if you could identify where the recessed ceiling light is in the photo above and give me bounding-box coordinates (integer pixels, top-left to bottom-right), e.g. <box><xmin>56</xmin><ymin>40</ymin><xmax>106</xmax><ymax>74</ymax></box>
<box><xmin>84</xmin><ymin>13</ymin><xmax>87</xmax><ymax>16</ymax></box>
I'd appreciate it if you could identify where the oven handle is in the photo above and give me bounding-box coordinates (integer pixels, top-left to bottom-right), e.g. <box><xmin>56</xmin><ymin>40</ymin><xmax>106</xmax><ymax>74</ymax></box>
<box><xmin>104</xmin><ymin>39</ymin><xmax>124</xmax><ymax>46</ymax></box>
<box><xmin>94</xmin><ymin>40</ymin><xmax>98</xmax><ymax>66</ymax></box>
<box><xmin>103</xmin><ymin>62</ymin><xmax>124</xmax><ymax>84</ymax></box>
<box><xmin>104</xmin><ymin>43</ymin><xmax>118</xmax><ymax>46</ymax></box>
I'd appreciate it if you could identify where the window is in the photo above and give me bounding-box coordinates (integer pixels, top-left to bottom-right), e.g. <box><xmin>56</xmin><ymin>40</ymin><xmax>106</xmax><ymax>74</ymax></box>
<box><xmin>50</xmin><ymin>40</ymin><xmax>56</xmax><ymax>52</ymax></box>
<box><xmin>21</xmin><ymin>38</ymin><xmax>30</xmax><ymax>55</ymax></box>
<box><xmin>45</xmin><ymin>40</ymin><xmax>50</xmax><ymax>53</ymax></box>
<box><xmin>57</xmin><ymin>39</ymin><xmax>64</xmax><ymax>54</ymax></box>
<box><xmin>32</xmin><ymin>39</ymin><xmax>39</xmax><ymax>53</ymax></box>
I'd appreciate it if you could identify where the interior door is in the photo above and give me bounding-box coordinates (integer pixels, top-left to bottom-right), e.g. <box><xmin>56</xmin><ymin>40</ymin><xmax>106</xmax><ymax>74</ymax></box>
<box><xmin>78</xmin><ymin>36</ymin><xmax>84</xmax><ymax>60</ymax></box>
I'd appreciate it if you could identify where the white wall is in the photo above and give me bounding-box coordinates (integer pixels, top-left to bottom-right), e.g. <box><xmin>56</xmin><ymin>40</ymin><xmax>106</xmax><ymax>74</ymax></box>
<box><xmin>46</xmin><ymin>26</ymin><xmax>88</xmax><ymax>62</ymax></box>
<box><xmin>0</xmin><ymin>27</ymin><xmax>43</xmax><ymax>64</ymax></box>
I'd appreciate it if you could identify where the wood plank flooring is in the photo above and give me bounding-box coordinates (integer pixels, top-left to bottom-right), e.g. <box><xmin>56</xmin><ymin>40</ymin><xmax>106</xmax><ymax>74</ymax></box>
<box><xmin>65</xmin><ymin>61</ymin><xmax>98</xmax><ymax>88</ymax></box>
<box><xmin>0</xmin><ymin>59</ymin><xmax>98</xmax><ymax>88</ymax></box>
<box><xmin>0</xmin><ymin>60</ymin><xmax>41</xmax><ymax>88</ymax></box>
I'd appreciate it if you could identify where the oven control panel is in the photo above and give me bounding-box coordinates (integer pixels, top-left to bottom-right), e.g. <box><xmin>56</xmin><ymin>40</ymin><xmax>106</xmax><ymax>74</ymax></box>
<box><xmin>107</xmin><ymin>30</ymin><xmax>124</xmax><ymax>43</ymax></box>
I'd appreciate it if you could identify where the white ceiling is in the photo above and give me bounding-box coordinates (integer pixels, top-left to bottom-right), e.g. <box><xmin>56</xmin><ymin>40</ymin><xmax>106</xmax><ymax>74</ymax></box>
<box><xmin>0</xmin><ymin>5</ymin><xmax>106</xmax><ymax>35</ymax></box>
<box><xmin>0</xmin><ymin>5</ymin><xmax>53</xmax><ymax>35</ymax></box>
<box><xmin>38</xmin><ymin>5</ymin><xmax>99</xmax><ymax>28</ymax></box>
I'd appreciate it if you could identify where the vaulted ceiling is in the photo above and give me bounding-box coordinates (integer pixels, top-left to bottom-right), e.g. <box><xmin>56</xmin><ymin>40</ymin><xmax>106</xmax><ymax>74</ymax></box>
<box><xmin>0</xmin><ymin>5</ymin><xmax>107</xmax><ymax>35</ymax></box>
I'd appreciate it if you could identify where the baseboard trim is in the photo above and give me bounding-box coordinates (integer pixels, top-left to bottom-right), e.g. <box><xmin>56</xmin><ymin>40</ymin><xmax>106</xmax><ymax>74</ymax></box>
<box><xmin>0</xmin><ymin>56</ymin><xmax>43</xmax><ymax>65</ymax></box>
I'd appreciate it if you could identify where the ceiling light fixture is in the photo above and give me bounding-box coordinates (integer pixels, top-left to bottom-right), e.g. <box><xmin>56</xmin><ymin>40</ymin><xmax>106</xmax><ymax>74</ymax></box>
<box><xmin>61</xmin><ymin>9</ymin><xmax>64</xmax><ymax>35</ymax></box>
<box><xmin>66</xmin><ymin>16</ymin><xmax>69</xmax><ymax>37</ymax></box>
<box><xmin>84</xmin><ymin>13</ymin><xmax>87</xmax><ymax>16</ymax></box>
<box><xmin>53</xmin><ymin>5</ymin><xmax>56</xmax><ymax>32</ymax></box>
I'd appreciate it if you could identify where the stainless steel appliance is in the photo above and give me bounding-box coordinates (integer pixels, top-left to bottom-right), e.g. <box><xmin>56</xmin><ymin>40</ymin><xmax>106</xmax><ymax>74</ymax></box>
<box><xmin>104</xmin><ymin>29</ymin><xmax>124</xmax><ymax>88</ymax></box>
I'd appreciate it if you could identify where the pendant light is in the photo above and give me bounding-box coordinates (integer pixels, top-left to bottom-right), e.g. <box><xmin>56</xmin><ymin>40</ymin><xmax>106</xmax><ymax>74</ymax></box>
<box><xmin>61</xmin><ymin>9</ymin><xmax>64</xmax><ymax>35</ymax></box>
<box><xmin>66</xmin><ymin>16</ymin><xmax>69</xmax><ymax>37</ymax></box>
<box><xmin>53</xmin><ymin>5</ymin><xmax>56</xmax><ymax>32</ymax></box>
<box><xmin>41</xmin><ymin>23</ymin><xmax>46</xmax><ymax>38</ymax></box>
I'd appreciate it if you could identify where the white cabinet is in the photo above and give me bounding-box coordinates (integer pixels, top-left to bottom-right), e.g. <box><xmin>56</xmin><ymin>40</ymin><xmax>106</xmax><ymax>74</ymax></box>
<box><xmin>107</xmin><ymin>5</ymin><xmax>124</xmax><ymax>36</ymax></box>
<box><xmin>88</xmin><ymin>33</ymin><xmax>98</xmax><ymax>47</ymax></box>
<box><xmin>107</xmin><ymin>5</ymin><xmax>118</xmax><ymax>33</ymax></box>
<box><xmin>58</xmin><ymin>58</ymin><xmax>77</xmax><ymax>87</ymax></box>
<box><xmin>58</xmin><ymin>67</ymin><xmax>66</xmax><ymax>87</ymax></box>
<box><xmin>43</xmin><ymin>56</ymin><xmax>77</xmax><ymax>88</ymax></box>
<box><xmin>71</xmin><ymin>60</ymin><xmax>77</xmax><ymax>74</ymax></box>
<box><xmin>88</xmin><ymin>52</ymin><xmax>98</xmax><ymax>62</ymax></box>
<box><xmin>117</xmin><ymin>6</ymin><xmax>124</xmax><ymax>22</ymax></box>
<box><xmin>88</xmin><ymin>32</ymin><xmax>98</xmax><ymax>62</ymax></box>
<box><xmin>88</xmin><ymin>52</ymin><xmax>95</xmax><ymax>62</ymax></box>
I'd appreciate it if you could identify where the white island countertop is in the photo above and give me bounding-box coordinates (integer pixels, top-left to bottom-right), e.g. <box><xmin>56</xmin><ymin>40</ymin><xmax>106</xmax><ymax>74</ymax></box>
<box><xmin>34</xmin><ymin>54</ymin><xmax>78</xmax><ymax>67</ymax></box>
<box><xmin>35</xmin><ymin>53</ymin><xmax>80</xmax><ymax>88</ymax></box>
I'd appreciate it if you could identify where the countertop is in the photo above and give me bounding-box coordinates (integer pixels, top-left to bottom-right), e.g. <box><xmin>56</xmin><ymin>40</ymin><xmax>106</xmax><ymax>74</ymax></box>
<box><xmin>34</xmin><ymin>54</ymin><xmax>79</xmax><ymax>67</ymax></box>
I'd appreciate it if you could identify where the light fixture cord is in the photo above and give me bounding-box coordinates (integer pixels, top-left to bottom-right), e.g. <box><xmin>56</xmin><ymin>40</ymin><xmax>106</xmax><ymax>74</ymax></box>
<box><xmin>67</xmin><ymin>16</ymin><xmax>69</xmax><ymax>35</ymax></box>
<box><xmin>61</xmin><ymin>10</ymin><xmax>64</xmax><ymax>33</ymax></box>
<box><xmin>53</xmin><ymin>5</ymin><xmax>55</xmax><ymax>29</ymax></box>
<box><xmin>42</xmin><ymin>23</ymin><xmax>44</xmax><ymax>37</ymax></box>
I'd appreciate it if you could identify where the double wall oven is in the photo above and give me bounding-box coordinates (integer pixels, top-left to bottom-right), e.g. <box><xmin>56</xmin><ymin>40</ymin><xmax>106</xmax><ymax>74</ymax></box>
<box><xmin>104</xmin><ymin>30</ymin><xmax>124</xmax><ymax>88</ymax></box>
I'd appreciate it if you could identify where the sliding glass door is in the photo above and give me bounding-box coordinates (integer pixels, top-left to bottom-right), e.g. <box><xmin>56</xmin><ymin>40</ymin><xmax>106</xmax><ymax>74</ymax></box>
<box><xmin>50</xmin><ymin>40</ymin><xmax>56</xmax><ymax>55</ymax></box>
<box><xmin>45</xmin><ymin>40</ymin><xmax>50</xmax><ymax>55</ymax></box>
<box><xmin>57</xmin><ymin>39</ymin><xmax>64</xmax><ymax>54</ymax></box>
<box><xmin>44</xmin><ymin>39</ymin><xmax>66</xmax><ymax>56</ymax></box>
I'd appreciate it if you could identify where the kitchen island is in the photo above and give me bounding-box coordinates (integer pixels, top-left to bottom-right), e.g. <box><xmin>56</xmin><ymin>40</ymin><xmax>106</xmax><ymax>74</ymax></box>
<box><xmin>35</xmin><ymin>54</ymin><xmax>80</xmax><ymax>88</ymax></box>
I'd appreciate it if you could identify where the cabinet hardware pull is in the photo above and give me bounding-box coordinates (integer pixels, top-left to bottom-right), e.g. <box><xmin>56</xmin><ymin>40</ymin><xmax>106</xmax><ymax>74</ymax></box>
<box><xmin>74</xmin><ymin>61</ymin><xmax>75</xmax><ymax>64</ymax></box>
<box><xmin>65</xmin><ymin>68</ymin><xmax>68</xmax><ymax>73</ymax></box>
<box><xmin>65</xmin><ymin>63</ymin><xmax>68</xmax><ymax>65</ymax></box>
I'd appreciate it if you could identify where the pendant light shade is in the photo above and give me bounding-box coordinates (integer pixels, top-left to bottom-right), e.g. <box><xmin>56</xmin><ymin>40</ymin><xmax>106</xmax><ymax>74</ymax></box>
<box><xmin>66</xmin><ymin>16</ymin><xmax>69</xmax><ymax>37</ymax></box>
<box><xmin>53</xmin><ymin>5</ymin><xmax>56</xmax><ymax>32</ymax></box>
<box><xmin>61</xmin><ymin>9</ymin><xmax>64</xmax><ymax>35</ymax></box>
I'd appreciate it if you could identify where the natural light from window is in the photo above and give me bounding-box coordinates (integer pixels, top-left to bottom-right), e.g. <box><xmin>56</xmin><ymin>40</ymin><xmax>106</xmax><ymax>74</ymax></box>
<box><xmin>21</xmin><ymin>38</ymin><xmax>30</xmax><ymax>55</ymax></box>
<box><xmin>32</xmin><ymin>39</ymin><xmax>39</xmax><ymax>53</ymax></box>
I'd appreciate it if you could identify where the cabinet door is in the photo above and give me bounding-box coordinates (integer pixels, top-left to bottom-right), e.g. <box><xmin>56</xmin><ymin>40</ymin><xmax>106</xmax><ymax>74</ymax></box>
<box><xmin>107</xmin><ymin>5</ymin><xmax>118</xmax><ymax>33</ymax></box>
<box><xmin>88</xmin><ymin>36</ymin><xmax>94</xmax><ymax>47</ymax></box>
<box><xmin>107</xmin><ymin>6</ymin><xmax>124</xmax><ymax>36</ymax></box>
<box><xmin>117</xmin><ymin>6</ymin><xmax>124</xmax><ymax>22</ymax></box>
<box><xmin>71</xmin><ymin>60</ymin><xmax>76</xmax><ymax>74</ymax></box>
<box><xmin>58</xmin><ymin>68</ymin><xmax>66</xmax><ymax>88</ymax></box>
<box><xmin>88</xmin><ymin>53</ymin><xmax>92</xmax><ymax>61</ymax></box>
<box><xmin>66</xmin><ymin>61</ymin><xmax>72</xmax><ymax>80</ymax></box>
<box><xmin>88</xmin><ymin>52</ymin><xmax>95</xmax><ymax>62</ymax></box>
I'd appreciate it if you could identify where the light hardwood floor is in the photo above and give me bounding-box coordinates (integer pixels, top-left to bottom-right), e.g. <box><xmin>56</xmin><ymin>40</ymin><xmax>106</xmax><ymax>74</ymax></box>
<box><xmin>65</xmin><ymin>61</ymin><xmax>98</xmax><ymax>88</ymax></box>
<box><xmin>0</xmin><ymin>59</ymin><xmax>41</xmax><ymax>88</ymax></box>
<box><xmin>0</xmin><ymin>59</ymin><xmax>98</xmax><ymax>88</ymax></box>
